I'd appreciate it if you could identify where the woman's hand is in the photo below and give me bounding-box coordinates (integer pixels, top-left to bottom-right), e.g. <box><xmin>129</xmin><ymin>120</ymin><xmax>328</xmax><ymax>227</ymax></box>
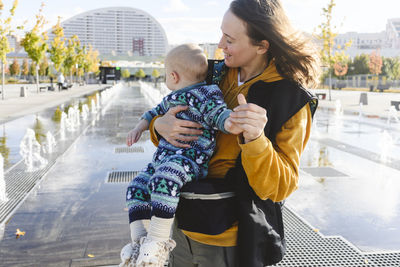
<box><xmin>229</xmin><ymin>94</ymin><xmax>268</xmax><ymax>143</ymax></box>
<box><xmin>154</xmin><ymin>106</ymin><xmax>203</xmax><ymax>148</ymax></box>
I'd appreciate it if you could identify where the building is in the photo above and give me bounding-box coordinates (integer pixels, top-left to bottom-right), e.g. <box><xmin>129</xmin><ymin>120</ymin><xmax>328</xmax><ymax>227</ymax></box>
<box><xmin>46</xmin><ymin>7</ymin><xmax>168</xmax><ymax>58</ymax></box>
<box><xmin>333</xmin><ymin>18</ymin><xmax>400</xmax><ymax>58</ymax></box>
<box><xmin>386</xmin><ymin>18</ymin><xmax>400</xmax><ymax>49</ymax></box>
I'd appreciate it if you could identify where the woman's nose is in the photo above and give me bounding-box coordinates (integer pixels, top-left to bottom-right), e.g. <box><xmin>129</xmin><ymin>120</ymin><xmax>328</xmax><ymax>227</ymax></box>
<box><xmin>218</xmin><ymin>37</ymin><xmax>225</xmax><ymax>49</ymax></box>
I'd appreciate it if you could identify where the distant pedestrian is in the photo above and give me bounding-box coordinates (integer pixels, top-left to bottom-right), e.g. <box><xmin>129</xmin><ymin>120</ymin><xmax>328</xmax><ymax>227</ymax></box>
<box><xmin>57</xmin><ymin>73</ymin><xmax>64</xmax><ymax>91</ymax></box>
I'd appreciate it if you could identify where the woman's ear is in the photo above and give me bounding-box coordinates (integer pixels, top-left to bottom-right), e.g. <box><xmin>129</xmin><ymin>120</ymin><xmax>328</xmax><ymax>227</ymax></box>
<box><xmin>257</xmin><ymin>40</ymin><xmax>270</xmax><ymax>55</ymax></box>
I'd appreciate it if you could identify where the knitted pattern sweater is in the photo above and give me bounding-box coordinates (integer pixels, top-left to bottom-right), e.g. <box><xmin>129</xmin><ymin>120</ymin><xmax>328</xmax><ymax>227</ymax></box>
<box><xmin>141</xmin><ymin>81</ymin><xmax>231</xmax><ymax>179</ymax></box>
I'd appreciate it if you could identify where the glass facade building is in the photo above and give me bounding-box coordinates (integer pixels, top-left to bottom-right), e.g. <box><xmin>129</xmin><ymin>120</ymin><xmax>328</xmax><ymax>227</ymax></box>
<box><xmin>47</xmin><ymin>7</ymin><xmax>168</xmax><ymax>57</ymax></box>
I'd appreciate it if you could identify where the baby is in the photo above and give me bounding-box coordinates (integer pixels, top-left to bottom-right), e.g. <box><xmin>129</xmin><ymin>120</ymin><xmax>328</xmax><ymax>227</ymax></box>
<box><xmin>120</xmin><ymin>44</ymin><xmax>241</xmax><ymax>267</ymax></box>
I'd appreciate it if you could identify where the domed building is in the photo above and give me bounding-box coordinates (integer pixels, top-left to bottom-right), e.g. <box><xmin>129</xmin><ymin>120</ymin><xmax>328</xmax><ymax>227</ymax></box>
<box><xmin>47</xmin><ymin>7</ymin><xmax>168</xmax><ymax>57</ymax></box>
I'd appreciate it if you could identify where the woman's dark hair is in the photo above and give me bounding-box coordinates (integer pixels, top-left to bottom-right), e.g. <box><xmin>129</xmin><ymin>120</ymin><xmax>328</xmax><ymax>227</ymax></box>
<box><xmin>230</xmin><ymin>0</ymin><xmax>320</xmax><ymax>88</ymax></box>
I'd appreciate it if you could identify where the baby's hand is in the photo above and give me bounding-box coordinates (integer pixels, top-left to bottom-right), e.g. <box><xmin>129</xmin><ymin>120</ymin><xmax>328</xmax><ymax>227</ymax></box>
<box><xmin>224</xmin><ymin>117</ymin><xmax>243</xmax><ymax>135</ymax></box>
<box><xmin>126</xmin><ymin>128</ymin><xmax>142</xmax><ymax>146</ymax></box>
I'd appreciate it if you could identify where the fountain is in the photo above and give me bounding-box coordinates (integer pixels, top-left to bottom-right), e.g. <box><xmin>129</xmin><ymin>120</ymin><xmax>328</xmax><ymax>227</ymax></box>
<box><xmin>379</xmin><ymin>130</ymin><xmax>394</xmax><ymax>163</ymax></box>
<box><xmin>20</xmin><ymin>128</ymin><xmax>48</xmax><ymax>172</ymax></box>
<box><xmin>387</xmin><ymin>106</ymin><xmax>399</xmax><ymax>125</ymax></box>
<box><xmin>0</xmin><ymin>153</ymin><xmax>8</xmax><ymax>202</ymax></box>
<box><xmin>43</xmin><ymin>131</ymin><xmax>56</xmax><ymax>154</ymax></box>
<box><xmin>60</xmin><ymin>112</ymin><xmax>67</xmax><ymax>140</ymax></box>
<box><xmin>91</xmin><ymin>99</ymin><xmax>97</xmax><ymax>114</ymax></box>
<box><xmin>96</xmin><ymin>92</ymin><xmax>101</xmax><ymax>110</ymax></box>
<box><xmin>81</xmin><ymin>104</ymin><xmax>89</xmax><ymax>121</ymax></box>
<box><xmin>64</xmin><ymin>106</ymin><xmax>80</xmax><ymax>133</ymax></box>
<box><xmin>358</xmin><ymin>103</ymin><xmax>364</xmax><ymax>123</ymax></box>
<box><xmin>334</xmin><ymin>99</ymin><xmax>343</xmax><ymax>116</ymax></box>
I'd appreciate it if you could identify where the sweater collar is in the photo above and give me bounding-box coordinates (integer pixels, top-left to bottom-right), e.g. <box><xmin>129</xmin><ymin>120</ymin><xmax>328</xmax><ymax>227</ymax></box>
<box><xmin>174</xmin><ymin>81</ymin><xmax>207</xmax><ymax>94</ymax></box>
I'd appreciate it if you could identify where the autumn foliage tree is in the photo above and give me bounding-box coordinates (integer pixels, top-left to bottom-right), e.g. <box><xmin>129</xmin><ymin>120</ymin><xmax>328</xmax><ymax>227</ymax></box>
<box><xmin>152</xmin><ymin>68</ymin><xmax>160</xmax><ymax>87</ymax></box>
<box><xmin>368</xmin><ymin>50</ymin><xmax>383</xmax><ymax>89</ymax></box>
<box><xmin>369</xmin><ymin>50</ymin><xmax>383</xmax><ymax>76</ymax></box>
<box><xmin>21</xmin><ymin>58</ymin><xmax>29</xmax><ymax>77</ymax></box>
<box><xmin>63</xmin><ymin>35</ymin><xmax>80</xmax><ymax>83</ymax></box>
<box><xmin>48</xmin><ymin>16</ymin><xmax>66</xmax><ymax>73</ymax></box>
<box><xmin>20</xmin><ymin>3</ymin><xmax>48</xmax><ymax>93</ymax></box>
<box><xmin>135</xmin><ymin>69</ymin><xmax>146</xmax><ymax>80</ymax></box>
<box><xmin>315</xmin><ymin>0</ymin><xmax>351</xmax><ymax>98</ymax></box>
<box><xmin>9</xmin><ymin>57</ymin><xmax>20</xmax><ymax>76</ymax></box>
<box><xmin>0</xmin><ymin>0</ymin><xmax>19</xmax><ymax>99</ymax></box>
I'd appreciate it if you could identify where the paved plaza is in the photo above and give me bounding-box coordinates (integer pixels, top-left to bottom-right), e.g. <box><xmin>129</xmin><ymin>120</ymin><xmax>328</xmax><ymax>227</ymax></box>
<box><xmin>0</xmin><ymin>83</ymin><xmax>400</xmax><ymax>266</ymax></box>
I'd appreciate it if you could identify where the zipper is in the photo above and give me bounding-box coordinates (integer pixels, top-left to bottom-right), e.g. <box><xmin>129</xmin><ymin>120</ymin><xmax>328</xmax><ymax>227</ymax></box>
<box><xmin>180</xmin><ymin>192</ymin><xmax>235</xmax><ymax>200</ymax></box>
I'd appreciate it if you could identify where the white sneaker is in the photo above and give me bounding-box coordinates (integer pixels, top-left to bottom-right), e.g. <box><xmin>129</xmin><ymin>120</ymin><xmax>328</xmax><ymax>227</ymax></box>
<box><xmin>119</xmin><ymin>239</ymin><xmax>141</xmax><ymax>267</ymax></box>
<box><xmin>136</xmin><ymin>236</ymin><xmax>176</xmax><ymax>267</ymax></box>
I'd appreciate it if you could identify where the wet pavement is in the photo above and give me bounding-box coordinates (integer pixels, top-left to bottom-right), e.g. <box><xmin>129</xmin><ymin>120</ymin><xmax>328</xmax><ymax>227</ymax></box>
<box><xmin>0</xmin><ymin>84</ymin><xmax>399</xmax><ymax>266</ymax></box>
<box><xmin>0</xmin><ymin>85</ymin><xmax>156</xmax><ymax>266</ymax></box>
<box><xmin>288</xmin><ymin>107</ymin><xmax>400</xmax><ymax>252</ymax></box>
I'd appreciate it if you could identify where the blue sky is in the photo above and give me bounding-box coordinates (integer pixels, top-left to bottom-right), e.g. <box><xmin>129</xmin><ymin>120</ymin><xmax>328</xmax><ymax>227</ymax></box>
<box><xmin>4</xmin><ymin>0</ymin><xmax>400</xmax><ymax>44</ymax></box>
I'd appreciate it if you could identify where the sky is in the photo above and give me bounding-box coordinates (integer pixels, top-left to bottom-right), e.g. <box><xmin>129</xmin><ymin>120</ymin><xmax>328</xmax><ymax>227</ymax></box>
<box><xmin>4</xmin><ymin>0</ymin><xmax>400</xmax><ymax>45</ymax></box>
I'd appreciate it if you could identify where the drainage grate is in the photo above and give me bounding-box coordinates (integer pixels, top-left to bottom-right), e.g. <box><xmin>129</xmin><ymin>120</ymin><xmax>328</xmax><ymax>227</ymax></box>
<box><xmin>114</xmin><ymin>146</ymin><xmax>144</xmax><ymax>153</ymax></box>
<box><xmin>301</xmin><ymin>166</ymin><xmax>348</xmax><ymax>177</ymax></box>
<box><xmin>106</xmin><ymin>171</ymin><xmax>139</xmax><ymax>183</ymax></box>
<box><xmin>273</xmin><ymin>207</ymin><xmax>400</xmax><ymax>266</ymax></box>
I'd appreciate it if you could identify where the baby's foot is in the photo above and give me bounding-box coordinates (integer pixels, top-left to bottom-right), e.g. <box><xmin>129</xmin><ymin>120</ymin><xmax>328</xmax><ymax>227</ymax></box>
<box><xmin>119</xmin><ymin>239</ymin><xmax>141</xmax><ymax>267</ymax></box>
<box><xmin>136</xmin><ymin>236</ymin><xmax>176</xmax><ymax>267</ymax></box>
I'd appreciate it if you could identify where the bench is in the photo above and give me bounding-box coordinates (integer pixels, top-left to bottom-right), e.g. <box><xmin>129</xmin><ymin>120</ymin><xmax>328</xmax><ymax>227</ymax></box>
<box><xmin>391</xmin><ymin>101</ymin><xmax>400</xmax><ymax>111</ymax></box>
<box><xmin>335</xmin><ymin>82</ymin><xmax>346</xmax><ymax>90</ymax></box>
<box><xmin>39</xmin><ymin>86</ymin><xmax>47</xmax><ymax>92</ymax></box>
<box><xmin>377</xmin><ymin>84</ymin><xmax>390</xmax><ymax>92</ymax></box>
<box><xmin>316</xmin><ymin>93</ymin><xmax>326</xmax><ymax>100</ymax></box>
<box><xmin>61</xmin><ymin>83</ymin><xmax>73</xmax><ymax>90</ymax></box>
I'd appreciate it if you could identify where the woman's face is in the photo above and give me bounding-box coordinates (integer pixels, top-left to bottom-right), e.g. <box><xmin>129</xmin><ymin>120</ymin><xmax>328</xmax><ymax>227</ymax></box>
<box><xmin>218</xmin><ymin>10</ymin><xmax>261</xmax><ymax>68</ymax></box>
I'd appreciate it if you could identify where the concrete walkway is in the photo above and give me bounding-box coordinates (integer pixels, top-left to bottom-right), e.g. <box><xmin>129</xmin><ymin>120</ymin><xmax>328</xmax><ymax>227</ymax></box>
<box><xmin>0</xmin><ymin>83</ymin><xmax>105</xmax><ymax>124</ymax></box>
<box><xmin>312</xmin><ymin>88</ymin><xmax>400</xmax><ymax>120</ymax></box>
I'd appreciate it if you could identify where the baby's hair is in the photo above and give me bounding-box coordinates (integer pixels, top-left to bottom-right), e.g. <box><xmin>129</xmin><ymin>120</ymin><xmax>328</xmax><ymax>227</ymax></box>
<box><xmin>166</xmin><ymin>44</ymin><xmax>208</xmax><ymax>83</ymax></box>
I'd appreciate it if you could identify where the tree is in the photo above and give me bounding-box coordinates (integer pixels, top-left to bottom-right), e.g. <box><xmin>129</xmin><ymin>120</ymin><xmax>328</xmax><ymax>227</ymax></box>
<box><xmin>135</xmin><ymin>69</ymin><xmax>146</xmax><ymax>80</ymax></box>
<box><xmin>74</xmin><ymin>44</ymin><xmax>85</xmax><ymax>82</ymax></box>
<box><xmin>382</xmin><ymin>57</ymin><xmax>400</xmax><ymax>81</ymax></box>
<box><xmin>315</xmin><ymin>0</ymin><xmax>351</xmax><ymax>99</ymax></box>
<box><xmin>214</xmin><ymin>48</ymin><xmax>224</xmax><ymax>60</ymax></box>
<box><xmin>82</xmin><ymin>44</ymin><xmax>99</xmax><ymax>82</ymax></box>
<box><xmin>21</xmin><ymin>58</ymin><xmax>29</xmax><ymax>77</ymax></box>
<box><xmin>0</xmin><ymin>0</ymin><xmax>19</xmax><ymax>99</ymax></box>
<box><xmin>63</xmin><ymin>35</ymin><xmax>80</xmax><ymax>83</ymax></box>
<box><xmin>348</xmin><ymin>54</ymin><xmax>369</xmax><ymax>75</ymax></box>
<box><xmin>334</xmin><ymin>62</ymin><xmax>348</xmax><ymax>78</ymax></box>
<box><xmin>369</xmin><ymin>50</ymin><xmax>383</xmax><ymax>76</ymax></box>
<box><xmin>87</xmin><ymin>45</ymin><xmax>100</xmax><ymax>73</ymax></box>
<box><xmin>122</xmin><ymin>69</ymin><xmax>130</xmax><ymax>79</ymax></box>
<box><xmin>39</xmin><ymin>56</ymin><xmax>48</xmax><ymax>76</ymax></box>
<box><xmin>20</xmin><ymin>3</ymin><xmax>48</xmax><ymax>93</ymax></box>
<box><xmin>48</xmin><ymin>16</ymin><xmax>66</xmax><ymax>73</ymax></box>
<box><xmin>368</xmin><ymin>50</ymin><xmax>383</xmax><ymax>89</ymax></box>
<box><xmin>9</xmin><ymin>58</ymin><xmax>20</xmax><ymax>76</ymax></box>
<box><xmin>152</xmin><ymin>68</ymin><xmax>160</xmax><ymax>86</ymax></box>
<box><xmin>29</xmin><ymin>61</ymin><xmax>36</xmax><ymax>76</ymax></box>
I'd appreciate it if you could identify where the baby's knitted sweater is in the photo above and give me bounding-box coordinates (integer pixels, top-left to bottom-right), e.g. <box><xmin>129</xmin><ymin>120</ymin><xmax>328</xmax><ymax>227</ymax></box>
<box><xmin>141</xmin><ymin>81</ymin><xmax>231</xmax><ymax>179</ymax></box>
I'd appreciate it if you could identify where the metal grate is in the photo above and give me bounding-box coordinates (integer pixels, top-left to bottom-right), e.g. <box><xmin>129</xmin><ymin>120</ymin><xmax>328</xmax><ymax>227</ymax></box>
<box><xmin>273</xmin><ymin>207</ymin><xmax>400</xmax><ymax>266</ymax></box>
<box><xmin>106</xmin><ymin>171</ymin><xmax>139</xmax><ymax>183</ymax></box>
<box><xmin>114</xmin><ymin>146</ymin><xmax>144</xmax><ymax>153</ymax></box>
<box><xmin>301</xmin><ymin>167</ymin><xmax>348</xmax><ymax>177</ymax></box>
<box><xmin>116</xmin><ymin>131</ymin><xmax>150</xmax><ymax>140</ymax></box>
<box><xmin>0</xmin><ymin>125</ymin><xmax>89</xmax><ymax>224</ymax></box>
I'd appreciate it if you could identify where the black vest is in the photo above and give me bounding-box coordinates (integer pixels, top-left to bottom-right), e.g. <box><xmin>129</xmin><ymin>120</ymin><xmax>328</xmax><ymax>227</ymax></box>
<box><xmin>229</xmin><ymin>79</ymin><xmax>317</xmax><ymax>267</ymax></box>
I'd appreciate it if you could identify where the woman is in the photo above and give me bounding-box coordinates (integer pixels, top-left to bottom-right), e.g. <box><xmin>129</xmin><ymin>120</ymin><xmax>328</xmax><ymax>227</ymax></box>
<box><xmin>148</xmin><ymin>0</ymin><xmax>319</xmax><ymax>266</ymax></box>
